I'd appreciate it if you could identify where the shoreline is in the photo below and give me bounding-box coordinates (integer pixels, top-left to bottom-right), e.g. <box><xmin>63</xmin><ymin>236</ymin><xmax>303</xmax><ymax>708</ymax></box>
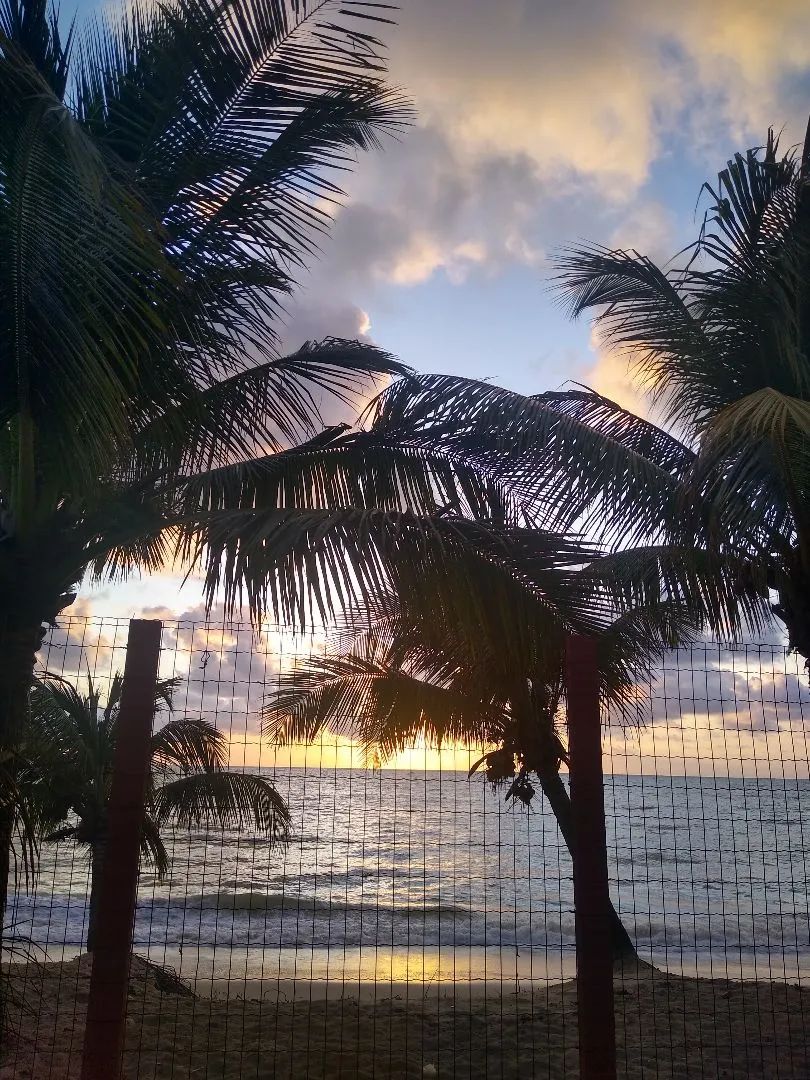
<box><xmin>5</xmin><ymin>943</ymin><xmax>809</xmax><ymax>997</ymax></box>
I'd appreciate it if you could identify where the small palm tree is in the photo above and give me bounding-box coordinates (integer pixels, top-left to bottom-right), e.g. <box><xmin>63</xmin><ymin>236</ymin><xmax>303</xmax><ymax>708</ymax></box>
<box><xmin>17</xmin><ymin>673</ymin><xmax>290</xmax><ymax>951</ymax></box>
<box><xmin>263</xmin><ymin>564</ymin><xmax>692</xmax><ymax>961</ymax></box>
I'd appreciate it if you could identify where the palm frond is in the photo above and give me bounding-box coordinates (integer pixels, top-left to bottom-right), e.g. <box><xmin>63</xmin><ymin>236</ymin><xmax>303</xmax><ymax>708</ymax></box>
<box><xmin>139</xmin><ymin>813</ymin><xmax>170</xmax><ymax>879</ymax></box>
<box><xmin>150</xmin><ymin>718</ymin><xmax>228</xmax><ymax>776</ymax></box>
<box><xmin>368</xmin><ymin>373</ymin><xmax>695</xmax><ymax>544</ymax></box>
<box><xmin>152</xmin><ymin>771</ymin><xmax>290</xmax><ymax>839</ymax></box>
<box><xmin>584</xmin><ymin>545</ymin><xmax>771</xmax><ymax>642</ymax></box>
<box><xmin>171</xmin><ymin>426</ymin><xmax>518</xmax><ymax>528</ymax></box>
<box><xmin>551</xmin><ymin>245</ymin><xmax>721</xmax><ymax>430</ymax></box>
<box><xmin>262</xmin><ymin>650</ymin><xmax>499</xmax><ymax>755</ymax></box>
<box><xmin>0</xmin><ymin>752</ymin><xmax>39</xmax><ymax>890</ymax></box>
<box><xmin>133</xmin><ymin>340</ymin><xmax>410</xmax><ymax>473</ymax></box>
<box><xmin>71</xmin><ymin>0</ymin><xmax>411</xmax><ymax>356</ymax></box>
<box><xmin>179</xmin><ymin>501</ymin><xmax>603</xmax><ymax>629</ymax></box>
<box><xmin>0</xmin><ymin>44</ymin><xmax>187</xmax><ymax>497</ymax></box>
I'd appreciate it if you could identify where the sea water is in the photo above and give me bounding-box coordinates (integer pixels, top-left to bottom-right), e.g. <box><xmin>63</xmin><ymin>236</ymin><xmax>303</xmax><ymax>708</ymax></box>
<box><xmin>8</xmin><ymin>771</ymin><xmax>810</xmax><ymax>989</ymax></box>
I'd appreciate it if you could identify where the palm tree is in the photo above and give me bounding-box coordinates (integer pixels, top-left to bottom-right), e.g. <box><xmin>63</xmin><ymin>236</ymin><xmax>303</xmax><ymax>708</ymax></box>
<box><xmin>263</xmin><ymin>561</ymin><xmax>693</xmax><ymax>961</ymax></box>
<box><xmin>11</xmin><ymin>673</ymin><xmax>289</xmax><ymax>950</ymax></box>
<box><xmin>2</xmin><ymin>2</ymin><xmax>557</xmax><ymax>925</ymax></box>
<box><xmin>0</xmin><ymin>0</ymin><xmax>419</xmax><ymax>745</ymax></box>
<box><xmin>363</xmin><ymin>131</ymin><xmax>810</xmax><ymax>658</ymax></box>
<box><xmin>2</xmin><ymin>0</ymin><xmax>506</xmax><ymax>915</ymax></box>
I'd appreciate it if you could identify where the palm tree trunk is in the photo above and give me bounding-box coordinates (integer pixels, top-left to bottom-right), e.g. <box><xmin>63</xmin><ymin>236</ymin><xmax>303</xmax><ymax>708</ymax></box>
<box><xmin>537</xmin><ymin>769</ymin><xmax>637</xmax><ymax>962</ymax></box>
<box><xmin>0</xmin><ymin>621</ymin><xmax>41</xmax><ymax>744</ymax></box>
<box><xmin>773</xmin><ymin>563</ymin><xmax>810</xmax><ymax>665</ymax></box>
<box><xmin>0</xmin><ymin>614</ymin><xmax>45</xmax><ymax>934</ymax></box>
<box><xmin>0</xmin><ymin>807</ymin><xmax>12</xmax><ymax>935</ymax></box>
<box><xmin>86</xmin><ymin>840</ymin><xmax>106</xmax><ymax>953</ymax></box>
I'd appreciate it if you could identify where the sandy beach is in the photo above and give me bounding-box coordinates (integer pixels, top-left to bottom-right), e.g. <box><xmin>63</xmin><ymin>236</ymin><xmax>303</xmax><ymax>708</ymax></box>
<box><xmin>2</xmin><ymin>954</ymin><xmax>809</xmax><ymax>1079</ymax></box>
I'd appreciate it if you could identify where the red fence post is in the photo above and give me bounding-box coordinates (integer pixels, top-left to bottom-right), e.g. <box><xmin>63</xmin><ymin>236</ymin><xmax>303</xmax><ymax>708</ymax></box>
<box><xmin>566</xmin><ymin>633</ymin><xmax>617</xmax><ymax>1080</ymax></box>
<box><xmin>81</xmin><ymin>619</ymin><xmax>162</xmax><ymax>1080</ymax></box>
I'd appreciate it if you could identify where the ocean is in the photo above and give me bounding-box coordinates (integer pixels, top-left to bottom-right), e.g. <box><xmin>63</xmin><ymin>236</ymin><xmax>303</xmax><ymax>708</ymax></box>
<box><xmin>9</xmin><ymin>770</ymin><xmax>810</xmax><ymax>991</ymax></box>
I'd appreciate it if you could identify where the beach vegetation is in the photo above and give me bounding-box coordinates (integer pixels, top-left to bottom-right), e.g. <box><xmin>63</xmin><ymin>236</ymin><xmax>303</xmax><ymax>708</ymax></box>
<box><xmin>262</xmin><ymin>563</ymin><xmax>694</xmax><ymax>960</ymax></box>
<box><xmin>6</xmin><ymin>672</ymin><xmax>290</xmax><ymax>949</ymax></box>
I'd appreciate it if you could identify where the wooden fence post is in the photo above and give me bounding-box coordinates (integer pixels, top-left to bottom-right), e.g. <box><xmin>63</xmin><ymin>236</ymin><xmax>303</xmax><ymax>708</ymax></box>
<box><xmin>566</xmin><ymin>633</ymin><xmax>617</xmax><ymax>1080</ymax></box>
<box><xmin>81</xmin><ymin>619</ymin><xmax>162</xmax><ymax>1080</ymax></box>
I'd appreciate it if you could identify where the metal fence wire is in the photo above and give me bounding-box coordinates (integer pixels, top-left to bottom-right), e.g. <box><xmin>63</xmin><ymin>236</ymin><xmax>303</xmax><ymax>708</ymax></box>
<box><xmin>2</xmin><ymin>617</ymin><xmax>809</xmax><ymax>1079</ymax></box>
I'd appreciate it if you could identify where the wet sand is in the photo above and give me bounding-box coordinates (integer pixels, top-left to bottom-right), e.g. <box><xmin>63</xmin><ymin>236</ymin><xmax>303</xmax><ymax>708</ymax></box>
<box><xmin>2</xmin><ymin>953</ymin><xmax>809</xmax><ymax>1078</ymax></box>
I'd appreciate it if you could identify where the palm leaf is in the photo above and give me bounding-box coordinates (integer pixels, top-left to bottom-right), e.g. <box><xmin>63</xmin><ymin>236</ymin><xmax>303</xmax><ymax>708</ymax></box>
<box><xmin>150</xmin><ymin>717</ymin><xmax>228</xmax><ymax>776</ymax></box>
<box><xmin>133</xmin><ymin>339</ymin><xmax>411</xmax><ymax>473</ymax></box>
<box><xmin>139</xmin><ymin>814</ymin><xmax>170</xmax><ymax>879</ymax></box>
<box><xmin>179</xmin><ymin>501</ymin><xmax>603</xmax><ymax>627</ymax></box>
<box><xmin>71</xmin><ymin>0</ymin><xmax>411</xmax><ymax>356</ymax></box>
<box><xmin>152</xmin><ymin>771</ymin><xmax>290</xmax><ymax>839</ymax></box>
<box><xmin>0</xmin><ymin>45</ymin><xmax>186</xmax><ymax>500</ymax></box>
<box><xmin>368</xmin><ymin>373</ymin><xmax>696</xmax><ymax>544</ymax></box>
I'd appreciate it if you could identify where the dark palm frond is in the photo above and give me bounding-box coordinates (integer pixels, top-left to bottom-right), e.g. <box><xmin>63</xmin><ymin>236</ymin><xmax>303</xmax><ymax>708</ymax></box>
<box><xmin>262</xmin><ymin>645</ymin><xmax>502</xmax><ymax>758</ymax></box>
<box><xmin>0</xmin><ymin>43</ymin><xmax>187</xmax><ymax>497</ymax></box>
<box><xmin>696</xmin><ymin>131</ymin><xmax>799</xmax><ymax>281</ymax></box>
<box><xmin>367</xmin><ymin>373</ymin><xmax>696</xmax><ymax>543</ymax></box>
<box><xmin>139</xmin><ymin>814</ymin><xmax>170</xmax><ymax>879</ymax></box>
<box><xmin>0</xmin><ymin>751</ymin><xmax>39</xmax><ymax>890</ymax></box>
<box><xmin>97</xmin><ymin>672</ymin><xmax>179</xmax><ymax>723</ymax></box>
<box><xmin>595</xmin><ymin>603</ymin><xmax>699</xmax><ymax>725</ymax></box>
<box><xmin>0</xmin><ymin>0</ymin><xmax>73</xmax><ymax>97</ymax></box>
<box><xmin>152</xmin><ymin>771</ymin><xmax>291</xmax><ymax>839</ymax></box>
<box><xmin>171</xmin><ymin>427</ymin><xmax>519</xmax><ymax>526</ymax></box>
<box><xmin>41</xmin><ymin>824</ymin><xmax>80</xmax><ymax>844</ymax></box>
<box><xmin>551</xmin><ymin>244</ymin><xmax>722</xmax><ymax>430</ymax></box>
<box><xmin>584</xmin><ymin>544</ymin><xmax>771</xmax><ymax>643</ymax></box>
<box><xmin>179</xmin><ymin>501</ymin><xmax>604</xmax><ymax>628</ymax></box>
<box><xmin>133</xmin><ymin>340</ymin><xmax>411</xmax><ymax>474</ymax></box>
<box><xmin>71</xmin><ymin>0</ymin><xmax>412</xmax><ymax>360</ymax></box>
<box><xmin>542</xmin><ymin>130</ymin><xmax>810</xmax><ymax>657</ymax></box>
<box><xmin>28</xmin><ymin>676</ymin><xmax>100</xmax><ymax>759</ymax></box>
<box><xmin>150</xmin><ymin>718</ymin><xmax>228</xmax><ymax>776</ymax></box>
<box><xmin>263</xmin><ymin>553</ymin><xmax>695</xmax><ymax>788</ymax></box>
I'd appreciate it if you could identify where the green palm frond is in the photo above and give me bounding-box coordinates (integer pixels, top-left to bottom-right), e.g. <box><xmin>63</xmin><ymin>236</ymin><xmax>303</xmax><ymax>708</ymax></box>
<box><xmin>152</xmin><ymin>770</ymin><xmax>290</xmax><ymax>839</ymax></box>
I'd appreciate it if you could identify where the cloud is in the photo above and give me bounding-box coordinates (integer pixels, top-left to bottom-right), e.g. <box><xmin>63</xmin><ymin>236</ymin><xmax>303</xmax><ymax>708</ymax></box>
<box><xmin>576</xmin><ymin>199</ymin><xmax>679</xmax><ymax>417</ymax></box>
<box><xmin>294</xmin><ymin>0</ymin><xmax>810</xmax><ymax>312</ymax></box>
<box><xmin>388</xmin><ymin>1</ymin><xmax>677</xmax><ymax>192</ymax></box>
<box><xmin>278</xmin><ymin>300</ymin><xmax>371</xmax><ymax>353</ymax></box>
<box><xmin>652</xmin><ymin>0</ymin><xmax>810</xmax><ymax>148</ymax></box>
<box><xmin>582</xmin><ymin>328</ymin><xmax>650</xmax><ymax>417</ymax></box>
<box><xmin>391</xmin><ymin>0</ymin><xmax>810</xmax><ymax>187</ymax></box>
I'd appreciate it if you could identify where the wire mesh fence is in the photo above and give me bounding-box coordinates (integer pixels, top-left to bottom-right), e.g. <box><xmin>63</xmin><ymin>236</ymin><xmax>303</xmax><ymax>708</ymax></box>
<box><xmin>2</xmin><ymin>617</ymin><xmax>809</xmax><ymax>1078</ymax></box>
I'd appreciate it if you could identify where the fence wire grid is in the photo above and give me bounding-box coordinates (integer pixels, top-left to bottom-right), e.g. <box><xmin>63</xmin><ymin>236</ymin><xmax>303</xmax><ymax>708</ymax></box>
<box><xmin>1</xmin><ymin>616</ymin><xmax>809</xmax><ymax>1079</ymax></box>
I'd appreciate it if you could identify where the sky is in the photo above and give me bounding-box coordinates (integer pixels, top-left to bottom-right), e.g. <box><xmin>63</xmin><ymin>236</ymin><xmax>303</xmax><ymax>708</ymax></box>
<box><xmin>72</xmin><ymin>0</ymin><xmax>810</xmax><ymax>622</ymax></box>
<box><xmin>59</xmin><ymin>0</ymin><xmax>810</xmax><ymax>771</ymax></box>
